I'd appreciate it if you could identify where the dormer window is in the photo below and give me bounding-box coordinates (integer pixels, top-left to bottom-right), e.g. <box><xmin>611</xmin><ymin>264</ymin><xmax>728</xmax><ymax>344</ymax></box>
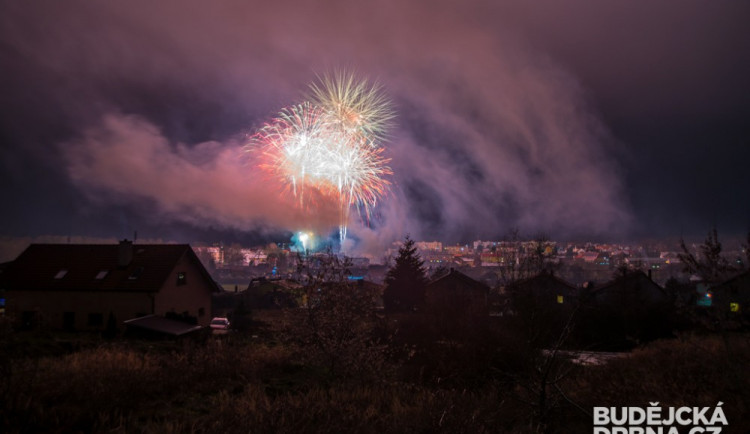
<box><xmin>54</xmin><ymin>269</ymin><xmax>68</xmax><ymax>279</ymax></box>
<box><xmin>177</xmin><ymin>272</ymin><xmax>187</xmax><ymax>285</ymax></box>
<box><xmin>95</xmin><ymin>270</ymin><xmax>109</xmax><ymax>280</ymax></box>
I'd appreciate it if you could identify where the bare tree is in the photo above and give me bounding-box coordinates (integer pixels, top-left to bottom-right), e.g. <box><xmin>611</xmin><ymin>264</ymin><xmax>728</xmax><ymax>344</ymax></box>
<box><xmin>678</xmin><ymin>227</ymin><xmax>738</xmax><ymax>283</ymax></box>
<box><xmin>500</xmin><ymin>302</ymin><xmax>588</xmax><ymax>433</ymax></box>
<box><xmin>222</xmin><ymin>243</ymin><xmax>246</xmax><ymax>267</ymax></box>
<box><xmin>498</xmin><ymin>230</ymin><xmax>558</xmax><ymax>286</ymax></box>
<box><xmin>283</xmin><ymin>251</ymin><xmax>391</xmax><ymax>383</ymax></box>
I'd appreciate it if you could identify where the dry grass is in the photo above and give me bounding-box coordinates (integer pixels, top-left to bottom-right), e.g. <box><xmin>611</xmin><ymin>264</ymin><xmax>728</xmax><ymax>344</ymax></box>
<box><xmin>1</xmin><ymin>321</ymin><xmax>748</xmax><ymax>433</ymax></box>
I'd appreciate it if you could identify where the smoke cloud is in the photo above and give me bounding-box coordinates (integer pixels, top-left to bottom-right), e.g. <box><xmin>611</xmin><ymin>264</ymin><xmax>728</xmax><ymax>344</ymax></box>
<box><xmin>15</xmin><ymin>0</ymin><xmax>747</xmax><ymax>251</ymax></box>
<box><xmin>64</xmin><ymin>114</ymin><xmax>342</xmax><ymax>233</ymax></box>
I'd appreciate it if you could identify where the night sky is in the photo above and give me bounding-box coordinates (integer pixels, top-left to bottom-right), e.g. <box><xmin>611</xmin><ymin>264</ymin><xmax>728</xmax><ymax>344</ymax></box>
<box><xmin>1</xmin><ymin>1</ymin><xmax>749</xmax><ymax>255</ymax></box>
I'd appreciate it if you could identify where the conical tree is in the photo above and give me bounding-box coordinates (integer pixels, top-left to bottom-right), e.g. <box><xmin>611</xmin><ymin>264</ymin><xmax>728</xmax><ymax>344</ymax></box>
<box><xmin>384</xmin><ymin>235</ymin><xmax>428</xmax><ymax>311</ymax></box>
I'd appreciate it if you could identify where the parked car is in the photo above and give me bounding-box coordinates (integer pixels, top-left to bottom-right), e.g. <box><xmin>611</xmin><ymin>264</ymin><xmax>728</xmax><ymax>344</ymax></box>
<box><xmin>209</xmin><ymin>317</ymin><xmax>231</xmax><ymax>330</ymax></box>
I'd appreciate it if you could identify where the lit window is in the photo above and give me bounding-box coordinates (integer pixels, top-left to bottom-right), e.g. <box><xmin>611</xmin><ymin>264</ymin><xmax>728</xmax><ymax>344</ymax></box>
<box><xmin>557</xmin><ymin>295</ymin><xmax>564</xmax><ymax>304</ymax></box>
<box><xmin>54</xmin><ymin>269</ymin><xmax>68</xmax><ymax>279</ymax></box>
<box><xmin>730</xmin><ymin>303</ymin><xmax>740</xmax><ymax>313</ymax></box>
<box><xmin>697</xmin><ymin>293</ymin><xmax>713</xmax><ymax>307</ymax></box>
<box><xmin>95</xmin><ymin>270</ymin><xmax>109</xmax><ymax>280</ymax></box>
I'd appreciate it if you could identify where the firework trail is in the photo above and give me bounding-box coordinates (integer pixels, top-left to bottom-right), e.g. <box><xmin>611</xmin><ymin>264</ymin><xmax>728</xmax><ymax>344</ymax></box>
<box><xmin>249</xmin><ymin>72</ymin><xmax>394</xmax><ymax>246</ymax></box>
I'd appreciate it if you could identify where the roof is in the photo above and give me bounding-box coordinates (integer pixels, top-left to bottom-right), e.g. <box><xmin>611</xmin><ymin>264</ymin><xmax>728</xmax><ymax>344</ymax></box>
<box><xmin>0</xmin><ymin>242</ymin><xmax>207</xmax><ymax>292</ymax></box>
<box><xmin>593</xmin><ymin>270</ymin><xmax>660</xmax><ymax>291</ymax></box>
<box><xmin>709</xmin><ymin>270</ymin><xmax>750</xmax><ymax>300</ymax></box>
<box><xmin>506</xmin><ymin>271</ymin><xmax>577</xmax><ymax>294</ymax></box>
<box><xmin>711</xmin><ymin>270</ymin><xmax>750</xmax><ymax>289</ymax></box>
<box><xmin>426</xmin><ymin>268</ymin><xmax>489</xmax><ymax>292</ymax></box>
<box><xmin>124</xmin><ymin>315</ymin><xmax>203</xmax><ymax>336</ymax></box>
<box><xmin>591</xmin><ymin>270</ymin><xmax>667</xmax><ymax>301</ymax></box>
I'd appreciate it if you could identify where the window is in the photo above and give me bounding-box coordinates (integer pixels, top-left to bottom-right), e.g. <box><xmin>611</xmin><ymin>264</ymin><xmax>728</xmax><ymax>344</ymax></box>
<box><xmin>95</xmin><ymin>270</ymin><xmax>109</xmax><ymax>280</ymax></box>
<box><xmin>21</xmin><ymin>311</ymin><xmax>37</xmax><ymax>330</ymax></box>
<box><xmin>88</xmin><ymin>313</ymin><xmax>104</xmax><ymax>327</ymax></box>
<box><xmin>697</xmin><ymin>292</ymin><xmax>712</xmax><ymax>307</ymax></box>
<box><xmin>730</xmin><ymin>302</ymin><xmax>740</xmax><ymax>313</ymax></box>
<box><xmin>128</xmin><ymin>266</ymin><xmax>144</xmax><ymax>280</ymax></box>
<box><xmin>177</xmin><ymin>272</ymin><xmax>187</xmax><ymax>285</ymax></box>
<box><xmin>63</xmin><ymin>312</ymin><xmax>75</xmax><ymax>331</ymax></box>
<box><xmin>557</xmin><ymin>295</ymin><xmax>564</xmax><ymax>304</ymax></box>
<box><xmin>54</xmin><ymin>269</ymin><xmax>68</xmax><ymax>279</ymax></box>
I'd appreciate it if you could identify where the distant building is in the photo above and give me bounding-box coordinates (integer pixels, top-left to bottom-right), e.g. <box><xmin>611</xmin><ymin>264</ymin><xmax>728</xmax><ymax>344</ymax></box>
<box><xmin>443</xmin><ymin>244</ymin><xmax>470</xmax><ymax>255</ymax></box>
<box><xmin>416</xmin><ymin>241</ymin><xmax>443</xmax><ymax>252</ymax></box>
<box><xmin>0</xmin><ymin>240</ymin><xmax>218</xmax><ymax>331</ymax></box>
<box><xmin>240</xmin><ymin>248</ymin><xmax>268</xmax><ymax>266</ymax></box>
<box><xmin>578</xmin><ymin>252</ymin><xmax>601</xmax><ymax>263</ymax></box>
<box><xmin>193</xmin><ymin>245</ymin><xmax>224</xmax><ymax>265</ymax></box>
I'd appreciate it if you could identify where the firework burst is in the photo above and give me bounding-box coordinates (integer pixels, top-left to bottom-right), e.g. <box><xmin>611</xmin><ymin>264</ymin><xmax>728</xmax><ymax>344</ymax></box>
<box><xmin>253</xmin><ymin>102</ymin><xmax>330</xmax><ymax>205</ymax></box>
<box><xmin>249</xmin><ymin>73</ymin><xmax>394</xmax><ymax>246</ymax></box>
<box><xmin>308</xmin><ymin>70</ymin><xmax>395</xmax><ymax>146</ymax></box>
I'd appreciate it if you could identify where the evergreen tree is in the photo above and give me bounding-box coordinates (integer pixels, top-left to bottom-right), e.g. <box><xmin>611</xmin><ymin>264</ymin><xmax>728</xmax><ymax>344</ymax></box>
<box><xmin>384</xmin><ymin>235</ymin><xmax>428</xmax><ymax>311</ymax></box>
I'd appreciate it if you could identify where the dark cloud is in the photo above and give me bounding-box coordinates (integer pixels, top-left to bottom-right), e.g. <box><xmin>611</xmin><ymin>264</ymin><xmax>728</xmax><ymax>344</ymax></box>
<box><xmin>1</xmin><ymin>0</ymin><xmax>748</xmax><ymax>255</ymax></box>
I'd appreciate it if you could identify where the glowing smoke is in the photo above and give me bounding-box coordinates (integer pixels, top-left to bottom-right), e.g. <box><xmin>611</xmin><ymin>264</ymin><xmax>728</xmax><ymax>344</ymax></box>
<box><xmin>0</xmin><ymin>1</ymin><xmax>649</xmax><ymax>255</ymax></box>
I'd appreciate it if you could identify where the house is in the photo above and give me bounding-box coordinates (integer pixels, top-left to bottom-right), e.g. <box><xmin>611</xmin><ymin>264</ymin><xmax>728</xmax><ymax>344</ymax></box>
<box><xmin>0</xmin><ymin>240</ymin><xmax>218</xmax><ymax>331</ymax></box>
<box><xmin>706</xmin><ymin>270</ymin><xmax>750</xmax><ymax>324</ymax></box>
<box><xmin>589</xmin><ymin>270</ymin><xmax>669</xmax><ymax>307</ymax></box>
<box><xmin>580</xmin><ymin>270</ymin><xmax>673</xmax><ymax>347</ymax></box>
<box><xmin>424</xmin><ymin>268</ymin><xmax>489</xmax><ymax>316</ymax></box>
<box><xmin>504</xmin><ymin>271</ymin><xmax>578</xmax><ymax>310</ymax></box>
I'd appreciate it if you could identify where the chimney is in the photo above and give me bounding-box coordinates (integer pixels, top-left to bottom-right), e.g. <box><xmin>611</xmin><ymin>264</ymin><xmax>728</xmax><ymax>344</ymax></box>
<box><xmin>118</xmin><ymin>239</ymin><xmax>134</xmax><ymax>268</ymax></box>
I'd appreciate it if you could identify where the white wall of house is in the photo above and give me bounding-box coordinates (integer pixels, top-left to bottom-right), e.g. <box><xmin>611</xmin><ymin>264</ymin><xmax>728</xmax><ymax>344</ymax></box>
<box><xmin>154</xmin><ymin>253</ymin><xmax>213</xmax><ymax>326</ymax></box>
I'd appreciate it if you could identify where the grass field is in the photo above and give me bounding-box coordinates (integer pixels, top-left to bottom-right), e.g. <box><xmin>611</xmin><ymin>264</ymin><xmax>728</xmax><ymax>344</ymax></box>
<box><xmin>1</xmin><ymin>313</ymin><xmax>747</xmax><ymax>433</ymax></box>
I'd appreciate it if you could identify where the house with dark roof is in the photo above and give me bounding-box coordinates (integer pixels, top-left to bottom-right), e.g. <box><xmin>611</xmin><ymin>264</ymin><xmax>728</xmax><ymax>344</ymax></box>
<box><xmin>0</xmin><ymin>240</ymin><xmax>218</xmax><ymax>331</ymax></box>
<box><xmin>504</xmin><ymin>271</ymin><xmax>578</xmax><ymax>310</ymax></box>
<box><xmin>706</xmin><ymin>270</ymin><xmax>750</xmax><ymax>325</ymax></box>
<box><xmin>589</xmin><ymin>270</ymin><xmax>668</xmax><ymax>307</ymax></box>
<box><xmin>424</xmin><ymin>268</ymin><xmax>489</xmax><ymax>315</ymax></box>
<box><xmin>578</xmin><ymin>270</ymin><xmax>673</xmax><ymax>347</ymax></box>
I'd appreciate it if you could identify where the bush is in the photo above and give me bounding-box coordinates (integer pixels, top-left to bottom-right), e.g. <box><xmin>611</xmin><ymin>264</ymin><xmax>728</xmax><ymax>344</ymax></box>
<box><xmin>561</xmin><ymin>333</ymin><xmax>750</xmax><ymax>433</ymax></box>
